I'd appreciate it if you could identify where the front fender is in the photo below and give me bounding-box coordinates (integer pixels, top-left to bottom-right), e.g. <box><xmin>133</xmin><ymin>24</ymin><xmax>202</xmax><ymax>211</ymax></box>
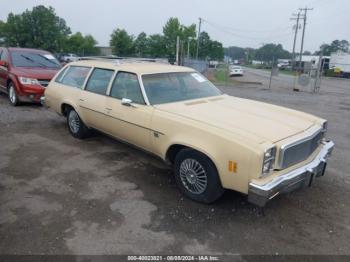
<box><xmin>152</xmin><ymin>111</ymin><xmax>263</xmax><ymax>194</ymax></box>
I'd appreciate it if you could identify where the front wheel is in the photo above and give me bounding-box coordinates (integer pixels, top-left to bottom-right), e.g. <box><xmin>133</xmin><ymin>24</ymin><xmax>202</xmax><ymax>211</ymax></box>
<box><xmin>67</xmin><ymin>108</ymin><xmax>90</xmax><ymax>139</ymax></box>
<box><xmin>8</xmin><ymin>83</ymin><xmax>19</xmax><ymax>106</ymax></box>
<box><xmin>174</xmin><ymin>149</ymin><xmax>225</xmax><ymax>204</ymax></box>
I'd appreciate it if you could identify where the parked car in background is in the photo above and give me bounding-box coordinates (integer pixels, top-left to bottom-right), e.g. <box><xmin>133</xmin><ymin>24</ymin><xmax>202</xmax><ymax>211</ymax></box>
<box><xmin>229</xmin><ymin>65</ymin><xmax>243</xmax><ymax>76</ymax></box>
<box><xmin>0</xmin><ymin>47</ymin><xmax>61</xmax><ymax>106</ymax></box>
<box><xmin>44</xmin><ymin>60</ymin><xmax>334</xmax><ymax>206</ymax></box>
<box><xmin>60</xmin><ymin>53</ymin><xmax>79</xmax><ymax>63</ymax></box>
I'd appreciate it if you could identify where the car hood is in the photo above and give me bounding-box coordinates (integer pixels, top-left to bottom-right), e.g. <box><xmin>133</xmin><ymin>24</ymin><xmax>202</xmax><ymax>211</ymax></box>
<box><xmin>11</xmin><ymin>67</ymin><xmax>59</xmax><ymax>79</ymax></box>
<box><xmin>155</xmin><ymin>94</ymin><xmax>319</xmax><ymax>144</ymax></box>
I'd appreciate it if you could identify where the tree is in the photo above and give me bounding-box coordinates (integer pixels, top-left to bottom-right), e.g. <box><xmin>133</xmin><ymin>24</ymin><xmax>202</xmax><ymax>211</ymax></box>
<box><xmin>254</xmin><ymin>43</ymin><xmax>291</xmax><ymax>62</ymax></box>
<box><xmin>303</xmin><ymin>50</ymin><xmax>312</xmax><ymax>55</ymax></box>
<box><xmin>63</xmin><ymin>32</ymin><xmax>99</xmax><ymax>56</ymax></box>
<box><xmin>224</xmin><ymin>46</ymin><xmax>246</xmax><ymax>60</ymax></box>
<box><xmin>316</xmin><ymin>40</ymin><xmax>350</xmax><ymax>55</ymax></box>
<box><xmin>0</xmin><ymin>20</ymin><xmax>5</xmax><ymax>45</ymax></box>
<box><xmin>134</xmin><ymin>32</ymin><xmax>148</xmax><ymax>57</ymax></box>
<box><xmin>147</xmin><ymin>34</ymin><xmax>166</xmax><ymax>58</ymax></box>
<box><xmin>198</xmin><ymin>31</ymin><xmax>224</xmax><ymax>60</ymax></box>
<box><xmin>110</xmin><ymin>28</ymin><xmax>134</xmax><ymax>56</ymax></box>
<box><xmin>2</xmin><ymin>6</ymin><xmax>71</xmax><ymax>52</ymax></box>
<box><xmin>163</xmin><ymin>17</ymin><xmax>196</xmax><ymax>58</ymax></box>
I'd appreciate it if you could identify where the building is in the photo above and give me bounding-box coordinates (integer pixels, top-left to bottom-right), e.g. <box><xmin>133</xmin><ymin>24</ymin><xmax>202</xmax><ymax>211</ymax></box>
<box><xmin>96</xmin><ymin>46</ymin><xmax>113</xmax><ymax>56</ymax></box>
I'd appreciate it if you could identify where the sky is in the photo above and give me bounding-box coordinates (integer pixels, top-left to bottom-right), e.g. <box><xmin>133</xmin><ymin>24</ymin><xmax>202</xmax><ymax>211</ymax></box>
<box><xmin>1</xmin><ymin>0</ymin><xmax>349</xmax><ymax>53</ymax></box>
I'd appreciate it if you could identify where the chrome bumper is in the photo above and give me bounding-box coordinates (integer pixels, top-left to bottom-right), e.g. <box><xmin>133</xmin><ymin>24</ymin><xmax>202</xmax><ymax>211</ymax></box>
<box><xmin>248</xmin><ymin>140</ymin><xmax>334</xmax><ymax>207</ymax></box>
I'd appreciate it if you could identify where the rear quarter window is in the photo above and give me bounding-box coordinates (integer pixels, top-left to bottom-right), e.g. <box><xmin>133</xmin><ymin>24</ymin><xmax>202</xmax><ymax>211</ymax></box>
<box><xmin>56</xmin><ymin>66</ymin><xmax>91</xmax><ymax>89</ymax></box>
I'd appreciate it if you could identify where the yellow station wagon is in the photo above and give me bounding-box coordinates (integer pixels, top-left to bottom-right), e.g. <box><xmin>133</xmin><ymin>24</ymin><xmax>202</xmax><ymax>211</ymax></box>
<box><xmin>43</xmin><ymin>59</ymin><xmax>334</xmax><ymax>206</ymax></box>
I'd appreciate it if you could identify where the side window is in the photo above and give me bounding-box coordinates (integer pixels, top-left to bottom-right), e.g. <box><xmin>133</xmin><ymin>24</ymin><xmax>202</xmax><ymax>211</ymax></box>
<box><xmin>55</xmin><ymin>66</ymin><xmax>69</xmax><ymax>83</ymax></box>
<box><xmin>110</xmin><ymin>72</ymin><xmax>145</xmax><ymax>105</ymax></box>
<box><xmin>60</xmin><ymin>66</ymin><xmax>91</xmax><ymax>88</ymax></box>
<box><xmin>85</xmin><ymin>68</ymin><xmax>114</xmax><ymax>95</ymax></box>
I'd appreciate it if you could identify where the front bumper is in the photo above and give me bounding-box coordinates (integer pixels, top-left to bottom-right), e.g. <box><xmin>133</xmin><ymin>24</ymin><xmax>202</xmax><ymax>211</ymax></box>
<box><xmin>40</xmin><ymin>96</ymin><xmax>46</xmax><ymax>106</ymax></box>
<box><xmin>248</xmin><ymin>140</ymin><xmax>334</xmax><ymax>207</ymax></box>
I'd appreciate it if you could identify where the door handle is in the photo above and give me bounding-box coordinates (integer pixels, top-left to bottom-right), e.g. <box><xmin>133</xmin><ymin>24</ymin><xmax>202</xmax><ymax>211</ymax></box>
<box><xmin>79</xmin><ymin>98</ymin><xmax>85</xmax><ymax>101</ymax></box>
<box><xmin>105</xmin><ymin>108</ymin><xmax>112</xmax><ymax>111</ymax></box>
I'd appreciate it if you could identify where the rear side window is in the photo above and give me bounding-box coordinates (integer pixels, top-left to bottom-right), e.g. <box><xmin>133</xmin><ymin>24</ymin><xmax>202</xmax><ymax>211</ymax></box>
<box><xmin>55</xmin><ymin>67</ymin><xmax>69</xmax><ymax>83</ymax></box>
<box><xmin>85</xmin><ymin>68</ymin><xmax>114</xmax><ymax>95</ymax></box>
<box><xmin>110</xmin><ymin>72</ymin><xmax>145</xmax><ymax>104</ymax></box>
<box><xmin>59</xmin><ymin>66</ymin><xmax>91</xmax><ymax>88</ymax></box>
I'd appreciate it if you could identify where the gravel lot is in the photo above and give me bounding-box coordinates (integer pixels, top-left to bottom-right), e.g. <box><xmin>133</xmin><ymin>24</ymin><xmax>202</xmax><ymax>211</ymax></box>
<box><xmin>0</xmin><ymin>70</ymin><xmax>349</xmax><ymax>257</ymax></box>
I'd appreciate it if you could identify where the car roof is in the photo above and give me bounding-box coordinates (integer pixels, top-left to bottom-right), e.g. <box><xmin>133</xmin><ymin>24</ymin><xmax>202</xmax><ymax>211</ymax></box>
<box><xmin>67</xmin><ymin>60</ymin><xmax>196</xmax><ymax>75</ymax></box>
<box><xmin>7</xmin><ymin>47</ymin><xmax>52</xmax><ymax>53</ymax></box>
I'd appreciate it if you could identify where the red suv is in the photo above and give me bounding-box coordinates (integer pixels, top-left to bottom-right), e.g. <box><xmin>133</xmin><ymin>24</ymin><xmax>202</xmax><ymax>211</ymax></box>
<box><xmin>0</xmin><ymin>47</ymin><xmax>61</xmax><ymax>106</ymax></box>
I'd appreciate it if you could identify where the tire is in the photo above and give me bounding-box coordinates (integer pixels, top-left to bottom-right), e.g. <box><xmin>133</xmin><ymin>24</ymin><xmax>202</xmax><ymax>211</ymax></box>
<box><xmin>66</xmin><ymin>108</ymin><xmax>90</xmax><ymax>139</ymax></box>
<box><xmin>174</xmin><ymin>149</ymin><xmax>225</xmax><ymax>204</ymax></box>
<box><xmin>8</xmin><ymin>82</ymin><xmax>20</xmax><ymax>106</ymax></box>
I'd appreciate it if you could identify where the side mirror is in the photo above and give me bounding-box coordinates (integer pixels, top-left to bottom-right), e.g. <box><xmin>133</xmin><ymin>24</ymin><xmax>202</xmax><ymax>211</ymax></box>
<box><xmin>121</xmin><ymin>98</ymin><xmax>133</xmax><ymax>107</ymax></box>
<box><xmin>0</xmin><ymin>60</ymin><xmax>8</xmax><ymax>68</ymax></box>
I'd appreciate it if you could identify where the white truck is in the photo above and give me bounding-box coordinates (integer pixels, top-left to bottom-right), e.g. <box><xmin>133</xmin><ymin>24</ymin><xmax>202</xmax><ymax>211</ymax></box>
<box><xmin>330</xmin><ymin>51</ymin><xmax>350</xmax><ymax>78</ymax></box>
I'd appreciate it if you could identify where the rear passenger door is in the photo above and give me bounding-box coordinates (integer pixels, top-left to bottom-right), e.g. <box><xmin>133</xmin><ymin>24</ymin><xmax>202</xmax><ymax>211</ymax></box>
<box><xmin>79</xmin><ymin>68</ymin><xmax>115</xmax><ymax>131</ymax></box>
<box><xmin>104</xmin><ymin>71</ymin><xmax>154</xmax><ymax>151</ymax></box>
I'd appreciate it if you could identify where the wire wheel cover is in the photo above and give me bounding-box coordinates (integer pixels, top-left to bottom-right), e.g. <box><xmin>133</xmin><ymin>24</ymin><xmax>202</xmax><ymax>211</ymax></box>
<box><xmin>179</xmin><ymin>158</ymin><xmax>208</xmax><ymax>194</ymax></box>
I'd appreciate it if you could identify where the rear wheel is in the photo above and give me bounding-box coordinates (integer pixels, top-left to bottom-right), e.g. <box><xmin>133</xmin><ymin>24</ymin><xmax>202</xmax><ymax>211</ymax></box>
<box><xmin>174</xmin><ymin>149</ymin><xmax>225</xmax><ymax>203</ymax></box>
<box><xmin>8</xmin><ymin>83</ymin><xmax>19</xmax><ymax>106</ymax></box>
<box><xmin>67</xmin><ymin>108</ymin><xmax>90</xmax><ymax>139</ymax></box>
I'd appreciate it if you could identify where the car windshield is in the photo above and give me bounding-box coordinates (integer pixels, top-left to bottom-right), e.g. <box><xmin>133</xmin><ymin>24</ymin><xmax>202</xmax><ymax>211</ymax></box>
<box><xmin>11</xmin><ymin>51</ymin><xmax>61</xmax><ymax>68</ymax></box>
<box><xmin>142</xmin><ymin>72</ymin><xmax>222</xmax><ymax>105</ymax></box>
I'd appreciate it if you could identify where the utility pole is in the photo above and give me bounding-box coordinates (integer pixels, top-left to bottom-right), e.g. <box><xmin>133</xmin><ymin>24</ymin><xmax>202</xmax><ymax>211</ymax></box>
<box><xmin>298</xmin><ymin>7</ymin><xmax>313</xmax><ymax>72</ymax></box>
<box><xmin>176</xmin><ymin>36</ymin><xmax>180</xmax><ymax>65</ymax></box>
<box><xmin>290</xmin><ymin>12</ymin><xmax>301</xmax><ymax>71</ymax></box>
<box><xmin>196</xmin><ymin>17</ymin><xmax>202</xmax><ymax>60</ymax></box>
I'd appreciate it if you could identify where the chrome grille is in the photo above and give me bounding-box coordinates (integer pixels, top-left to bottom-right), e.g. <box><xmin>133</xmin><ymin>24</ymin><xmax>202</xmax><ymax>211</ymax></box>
<box><xmin>279</xmin><ymin>129</ymin><xmax>323</xmax><ymax>169</ymax></box>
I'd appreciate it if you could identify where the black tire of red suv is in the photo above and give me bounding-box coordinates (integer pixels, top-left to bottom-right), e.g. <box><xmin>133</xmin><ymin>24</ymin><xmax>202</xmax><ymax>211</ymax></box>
<box><xmin>66</xmin><ymin>108</ymin><xmax>90</xmax><ymax>139</ymax></box>
<box><xmin>174</xmin><ymin>149</ymin><xmax>225</xmax><ymax>204</ymax></box>
<box><xmin>8</xmin><ymin>82</ymin><xmax>20</xmax><ymax>106</ymax></box>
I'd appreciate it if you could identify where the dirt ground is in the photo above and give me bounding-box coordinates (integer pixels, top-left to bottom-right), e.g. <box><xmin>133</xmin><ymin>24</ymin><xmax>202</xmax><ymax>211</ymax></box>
<box><xmin>0</xmin><ymin>71</ymin><xmax>349</xmax><ymax>257</ymax></box>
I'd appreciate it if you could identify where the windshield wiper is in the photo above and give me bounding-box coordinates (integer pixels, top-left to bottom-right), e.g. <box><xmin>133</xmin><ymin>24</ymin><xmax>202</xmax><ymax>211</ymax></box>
<box><xmin>20</xmin><ymin>54</ymin><xmax>47</xmax><ymax>68</ymax></box>
<box><xmin>38</xmin><ymin>54</ymin><xmax>60</xmax><ymax>67</ymax></box>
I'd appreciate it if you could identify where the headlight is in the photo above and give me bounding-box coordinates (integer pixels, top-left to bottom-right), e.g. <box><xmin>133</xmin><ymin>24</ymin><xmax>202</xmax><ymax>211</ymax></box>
<box><xmin>261</xmin><ymin>146</ymin><xmax>276</xmax><ymax>177</ymax></box>
<box><xmin>18</xmin><ymin>77</ymin><xmax>40</xmax><ymax>85</ymax></box>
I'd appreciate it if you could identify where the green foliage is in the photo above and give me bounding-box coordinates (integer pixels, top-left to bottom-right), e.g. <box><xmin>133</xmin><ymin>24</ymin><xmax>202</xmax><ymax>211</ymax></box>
<box><xmin>134</xmin><ymin>32</ymin><xmax>148</xmax><ymax>57</ymax></box>
<box><xmin>110</xmin><ymin>28</ymin><xmax>134</xmax><ymax>56</ymax></box>
<box><xmin>198</xmin><ymin>31</ymin><xmax>224</xmax><ymax>60</ymax></box>
<box><xmin>0</xmin><ymin>20</ymin><xmax>5</xmax><ymax>45</ymax></box>
<box><xmin>63</xmin><ymin>32</ymin><xmax>99</xmax><ymax>56</ymax></box>
<box><xmin>224</xmin><ymin>46</ymin><xmax>246</xmax><ymax>60</ymax></box>
<box><xmin>225</xmin><ymin>44</ymin><xmax>290</xmax><ymax>63</ymax></box>
<box><xmin>254</xmin><ymin>43</ymin><xmax>291</xmax><ymax>62</ymax></box>
<box><xmin>2</xmin><ymin>6</ymin><xmax>224</xmax><ymax>61</ymax></box>
<box><xmin>2</xmin><ymin>6</ymin><xmax>71</xmax><ymax>52</ymax></box>
<box><xmin>108</xmin><ymin>17</ymin><xmax>222</xmax><ymax>60</ymax></box>
<box><xmin>147</xmin><ymin>34</ymin><xmax>167</xmax><ymax>58</ymax></box>
<box><xmin>316</xmin><ymin>40</ymin><xmax>350</xmax><ymax>56</ymax></box>
<box><xmin>162</xmin><ymin>17</ymin><xmax>196</xmax><ymax>58</ymax></box>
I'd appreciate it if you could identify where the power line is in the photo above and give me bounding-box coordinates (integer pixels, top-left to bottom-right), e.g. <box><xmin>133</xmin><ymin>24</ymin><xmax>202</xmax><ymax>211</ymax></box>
<box><xmin>202</xmin><ymin>19</ymin><xmax>294</xmax><ymax>41</ymax></box>
<box><xmin>202</xmin><ymin>18</ymin><xmax>292</xmax><ymax>34</ymax></box>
